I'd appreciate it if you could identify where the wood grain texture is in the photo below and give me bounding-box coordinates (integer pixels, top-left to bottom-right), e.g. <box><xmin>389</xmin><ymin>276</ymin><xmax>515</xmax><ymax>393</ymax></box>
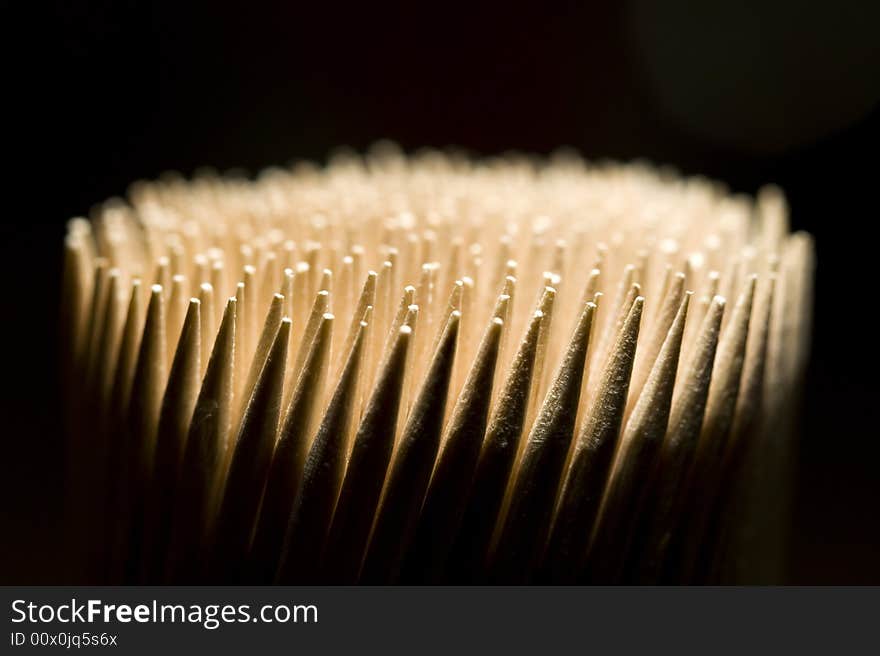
<box><xmin>59</xmin><ymin>150</ymin><xmax>813</xmax><ymax>584</ymax></box>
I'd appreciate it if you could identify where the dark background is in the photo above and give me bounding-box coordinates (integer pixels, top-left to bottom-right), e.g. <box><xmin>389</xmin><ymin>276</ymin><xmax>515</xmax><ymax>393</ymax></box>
<box><xmin>2</xmin><ymin>0</ymin><xmax>878</xmax><ymax>583</ymax></box>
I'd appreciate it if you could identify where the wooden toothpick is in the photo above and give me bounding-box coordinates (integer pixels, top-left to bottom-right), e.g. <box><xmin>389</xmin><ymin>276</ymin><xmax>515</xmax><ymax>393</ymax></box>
<box><xmin>60</xmin><ymin>151</ymin><xmax>814</xmax><ymax>585</ymax></box>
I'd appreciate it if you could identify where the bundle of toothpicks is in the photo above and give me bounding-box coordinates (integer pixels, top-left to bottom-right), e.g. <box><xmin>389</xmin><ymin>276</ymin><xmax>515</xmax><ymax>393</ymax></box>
<box><xmin>60</xmin><ymin>146</ymin><xmax>814</xmax><ymax>584</ymax></box>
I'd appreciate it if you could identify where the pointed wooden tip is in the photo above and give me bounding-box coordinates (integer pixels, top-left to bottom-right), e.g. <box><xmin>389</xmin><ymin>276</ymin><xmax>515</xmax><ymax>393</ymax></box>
<box><xmin>276</xmin><ymin>311</ymin><xmax>366</xmax><ymax>583</ymax></box>
<box><xmin>485</xmin><ymin>308</ymin><xmax>544</xmax><ymax>435</ymax></box>
<box><xmin>320</xmin><ymin>269</ymin><xmax>333</xmax><ymax>291</ymax></box>
<box><xmin>492</xmin><ymin>294</ymin><xmax>511</xmax><ymax>320</ymax></box>
<box><xmin>680</xmin><ymin>290</ymin><xmax>693</xmax><ymax>313</ymax></box>
<box><xmin>627</xmin><ymin>292</ymin><xmax>690</xmax><ymax>435</ymax></box>
<box><xmin>538</xmin><ymin>286</ymin><xmax>556</xmax><ymax>311</ymax></box>
<box><xmin>404</xmin><ymin>314</ymin><xmax>504</xmax><ymax>580</ymax></box>
<box><xmin>578</xmin><ymin>295</ymin><xmax>643</xmax><ymax>447</ymax></box>
<box><xmin>359</xmin><ymin>308</ymin><xmax>460</xmax><ymax>584</ymax></box>
<box><xmin>239</xmin><ymin>293</ymin><xmax>286</xmax><ymax>414</ymax></box>
<box><xmin>453</xmin><ymin>316</ymin><xmax>503</xmax><ymax>407</ymax></box>
<box><xmin>630</xmin><ymin>295</ymin><xmax>644</xmax><ymax>319</ymax></box>
<box><xmin>208</xmin><ymin>297</ymin><xmax>237</xmax><ymax>367</ymax></box>
<box><xmin>183</xmin><ymin>298</ymin><xmax>200</xmax><ymax>323</ymax></box>
<box><xmin>343</xmin><ymin>320</ymin><xmax>368</xmax><ymax>374</ymax></box>
<box><xmin>211</xmin><ymin>313</ymin><xmax>290</xmax><ymax>579</ymax></box>
<box><xmin>492</xmin><ymin>300</ymin><xmax>597</xmax><ymax>581</ymax></box>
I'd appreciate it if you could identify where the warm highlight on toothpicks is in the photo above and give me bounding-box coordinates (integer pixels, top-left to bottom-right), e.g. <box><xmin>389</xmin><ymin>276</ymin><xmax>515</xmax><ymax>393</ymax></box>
<box><xmin>60</xmin><ymin>146</ymin><xmax>814</xmax><ymax>584</ymax></box>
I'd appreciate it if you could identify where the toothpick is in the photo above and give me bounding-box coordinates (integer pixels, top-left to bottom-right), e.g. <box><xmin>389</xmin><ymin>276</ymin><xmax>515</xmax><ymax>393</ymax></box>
<box><xmin>446</xmin><ymin>309</ymin><xmax>543</xmax><ymax>581</ymax></box>
<box><xmin>234</xmin><ymin>293</ymin><xmax>285</xmax><ymax>433</ymax></box>
<box><xmin>285</xmin><ymin>289</ymin><xmax>330</xmax><ymax>408</ymax></box>
<box><xmin>210</xmin><ymin>318</ymin><xmax>290</xmax><ymax>581</ymax></box>
<box><xmin>542</xmin><ymin>296</ymin><xmax>643</xmax><ymax>582</ymax></box>
<box><xmin>321</xmin><ymin>325</ymin><xmax>413</xmax><ymax>583</ymax></box>
<box><xmin>490</xmin><ymin>300</ymin><xmax>596</xmax><ymax>583</ymax></box>
<box><xmin>583</xmin><ymin>293</ymin><xmax>689</xmax><ymax>582</ymax></box>
<box><xmin>276</xmin><ymin>320</ymin><xmax>367</xmax><ymax>583</ymax></box>
<box><xmin>165</xmin><ymin>297</ymin><xmax>236</xmax><ymax>583</ymax></box>
<box><xmin>404</xmin><ymin>316</ymin><xmax>503</xmax><ymax>582</ymax></box>
<box><xmin>121</xmin><ymin>284</ymin><xmax>167</xmax><ymax>582</ymax></box>
<box><xmin>675</xmin><ymin>276</ymin><xmax>756</xmax><ymax>582</ymax></box>
<box><xmin>142</xmin><ymin>298</ymin><xmax>201</xmax><ymax>582</ymax></box>
<box><xmin>625</xmin><ymin>296</ymin><xmax>726</xmax><ymax>583</ymax></box>
<box><xmin>360</xmin><ymin>311</ymin><xmax>461</xmax><ymax>584</ymax></box>
<box><xmin>248</xmin><ymin>313</ymin><xmax>333</xmax><ymax>583</ymax></box>
<box><xmin>61</xmin><ymin>151</ymin><xmax>814</xmax><ymax>585</ymax></box>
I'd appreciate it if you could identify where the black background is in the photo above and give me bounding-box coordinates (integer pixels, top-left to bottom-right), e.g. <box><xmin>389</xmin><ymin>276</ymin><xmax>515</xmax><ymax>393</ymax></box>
<box><xmin>1</xmin><ymin>0</ymin><xmax>878</xmax><ymax>583</ymax></box>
